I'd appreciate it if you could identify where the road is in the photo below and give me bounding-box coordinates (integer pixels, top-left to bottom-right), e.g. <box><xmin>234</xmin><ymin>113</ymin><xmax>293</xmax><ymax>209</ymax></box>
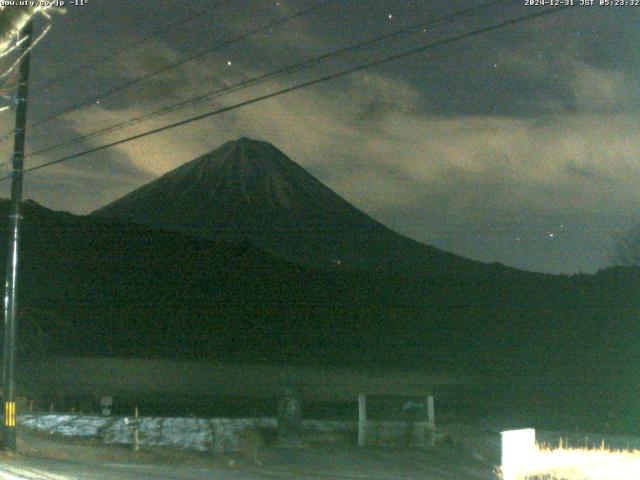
<box><xmin>0</xmin><ymin>458</ymin><xmax>296</xmax><ymax>480</ymax></box>
<box><xmin>0</xmin><ymin>459</ymin><xmax>488</xmax><ymax>480</ymax></box>
<box><xmin>0</xmin><ymin>452</ymin><xmax>493</xmax><ymax>480</ymax></box>
<box><xmin>0</xmin><ymin>426</ymin><xmax>495</xmax><ymax>479</ymax></box>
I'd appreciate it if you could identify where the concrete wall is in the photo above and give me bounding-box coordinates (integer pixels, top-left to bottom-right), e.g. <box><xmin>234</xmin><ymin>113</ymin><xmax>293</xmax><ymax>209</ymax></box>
<box><xmin>19</xmin><ymin>414</ymin><xmax>357</xmax><ymax>453</ymax></box>
<box><xmin>18</xmin><ymin>414</ymin><xmax>431</xmax><ymax>452</ymax></box>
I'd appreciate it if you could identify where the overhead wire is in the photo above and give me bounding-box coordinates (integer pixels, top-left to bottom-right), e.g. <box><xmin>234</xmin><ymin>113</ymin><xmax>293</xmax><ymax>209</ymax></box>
<box><xmin>0</xmin><ymin>0</ymin><xmax>339</xmax><ymax>146</ymax></box>
<box><xmin>0</xmin><ymin>5</ymin><xmax>569</xmax><ymax>182</ymax></box>
<box><xmin>26</xmin><ymin>0</ymin><xmax>513</xmax><ymax>160</ymax></box>
<box><xmin>35</xmin><ymin>2</ymin><xmax>219</xmax><ymax>90</ymax></box>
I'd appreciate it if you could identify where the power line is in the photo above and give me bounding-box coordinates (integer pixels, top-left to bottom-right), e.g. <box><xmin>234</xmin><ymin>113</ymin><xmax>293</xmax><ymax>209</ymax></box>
<box><xmin>0</xmin><ymin>0</ymin><xmax>339</xmax><ymax>146</ymax></box>
<box><xmin>27</xmin><ymin>0</ymin><xmax>512</xmax><ymax>160</ymax></box>
<box><xmin>35</xmin><ymin>3</ymin><xmax>219</xmax><ymax>90</ymax></box>
<box><xmin>3</xmin><ymin>6</ymin><xmax>568</xmax><ymax>181</ymax></box>
<box><xmin>14</xmin><ymin>6</ymin><xmax>568</xmax><ymax>178</ymax></box>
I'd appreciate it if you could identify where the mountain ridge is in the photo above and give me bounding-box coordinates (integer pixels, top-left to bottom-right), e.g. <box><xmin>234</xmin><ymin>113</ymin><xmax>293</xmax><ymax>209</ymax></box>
<box><xmin>93</xmin><ymin>137</ymin><xmax>518</xmax><ymax>276</ymax></box>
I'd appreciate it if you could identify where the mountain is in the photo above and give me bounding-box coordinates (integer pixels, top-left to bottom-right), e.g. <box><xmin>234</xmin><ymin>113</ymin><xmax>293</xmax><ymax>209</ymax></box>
<box><xmin>0</xmin><ymin>199</ymin><xmax>638</xmax><ymax>425</ymax></box>
<box><xmin>93</xmin><ymin>137</ymin><xmax>506</xmax><ymax>276</ymax></box>
<box><xmin>1</xmin><ymin>200</ymin><xmax>634</xmax><ymax>375</ymax></box>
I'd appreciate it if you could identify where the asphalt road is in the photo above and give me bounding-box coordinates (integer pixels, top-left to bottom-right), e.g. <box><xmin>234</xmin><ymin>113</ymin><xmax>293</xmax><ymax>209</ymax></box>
<box><xmin>0</xmin><ymin>454</ymin><xmax>492</xmax><ymax>480</ymax></box>
<box><xmin>0</xmin><ymin>458</ymin><xmax>298</xmax><ymax>480</ymax></box>
<box><xmin>0</xmin><ymin>425</ymin><xmax>495</xmax><ymax>479</ymax></box>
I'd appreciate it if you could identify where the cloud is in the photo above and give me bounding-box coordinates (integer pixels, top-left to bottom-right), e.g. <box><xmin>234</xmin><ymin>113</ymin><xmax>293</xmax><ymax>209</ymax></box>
<box><xmin>66</xmin><ymin>64</ymin><xmax>640</xmax><ymax>222</ymax></box>
<box><xmin>18</xmin><ymin>14</ymin><xmax>640</xmax><ymax>273</ymax></box>
<box><xmin>570</xmin><ymin>62</ymin><xmax>637</xmax><ymax>113</ymax></box>
<box><xmin>564</xmin><ymin>162</ymin><xmax>600</xmax><ymax>182</ymax></box>
<box><xmin>98</xmin><ymin>39</ymin><xmax>226</xmax><ymax>111</ymax></box>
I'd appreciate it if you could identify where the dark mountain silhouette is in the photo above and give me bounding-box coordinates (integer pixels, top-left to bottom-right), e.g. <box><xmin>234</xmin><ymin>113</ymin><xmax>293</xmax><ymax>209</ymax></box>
<box><xmin>0</xmin><ymin>199</ymin><xmax>637</xmax><ymax>427</ymax></box>
<box><xmin>1</xmin><ymin>135</ymin><xmax>638</xmax><ymax>427</ymax></box>
<box><xmin>26</xmin><ymin>137</ymin><xmax>640</xmax><ymax>406</ymax></box>
<box><xmin>93</xmin><ymin>137</ymin><xmax>509</xmax><ymax>276</ymax></box>
<box><xmin>0</xmin><ymin>200</ymin><xmax>635</xmax><ymax>376</ymax></box>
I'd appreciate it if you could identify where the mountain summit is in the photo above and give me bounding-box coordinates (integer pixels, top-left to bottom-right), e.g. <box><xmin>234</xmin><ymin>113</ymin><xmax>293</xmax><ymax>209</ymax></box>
<box><xmin>93</xmin><ymin>137</ymin><xmax>494</xmax><ymax>275</ymax></box>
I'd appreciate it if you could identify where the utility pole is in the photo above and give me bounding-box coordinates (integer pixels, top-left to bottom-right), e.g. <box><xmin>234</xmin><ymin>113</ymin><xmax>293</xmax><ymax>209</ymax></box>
<box><xmin>2</xmin><ymin>19</ymin><xmax>34</xmax><ymax>451</ymax></box>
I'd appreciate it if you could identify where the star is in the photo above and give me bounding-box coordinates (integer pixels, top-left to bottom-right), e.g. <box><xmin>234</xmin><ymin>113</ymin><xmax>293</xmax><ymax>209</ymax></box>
<box><xmin>226</xmin><ymin>61</ymin><xmax>232</xmax><ymax>66</ymax></box>
<box><xmin>388</xmin><ymin>13</ymin><xmax>393</xmax><ymax>19</ymax></box>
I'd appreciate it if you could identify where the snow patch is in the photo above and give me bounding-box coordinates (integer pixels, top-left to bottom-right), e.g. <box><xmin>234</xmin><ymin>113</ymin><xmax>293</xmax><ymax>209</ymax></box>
<box><xmin>20</xmin><ymin>415</ymin><xmax>289</xmax><ymax>453</ymax></box>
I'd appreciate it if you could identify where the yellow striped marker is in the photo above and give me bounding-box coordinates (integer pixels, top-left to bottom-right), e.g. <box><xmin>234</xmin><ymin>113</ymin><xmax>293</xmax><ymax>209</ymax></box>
<box><xmin>4</xmin><ymin>401</ymin><xmax>15</xmax><ymax>427</ymax></box>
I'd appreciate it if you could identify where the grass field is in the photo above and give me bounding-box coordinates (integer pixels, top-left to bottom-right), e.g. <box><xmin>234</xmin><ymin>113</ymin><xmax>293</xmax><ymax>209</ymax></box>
<box><xmin>499</xmin><ymin>440</ymin><xmax>640</xmax><ymax>479</ymax></box>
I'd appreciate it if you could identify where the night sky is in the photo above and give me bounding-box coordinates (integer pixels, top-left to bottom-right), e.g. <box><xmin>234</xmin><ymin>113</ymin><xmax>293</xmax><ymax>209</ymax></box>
<box><xmin>0</xmin><ymin>0</ymin><xmax>637</xmax><ymax>275</ymax></box>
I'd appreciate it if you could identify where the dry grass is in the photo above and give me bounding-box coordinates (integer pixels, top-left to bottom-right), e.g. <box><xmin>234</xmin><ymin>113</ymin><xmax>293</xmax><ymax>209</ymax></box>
<box><xmin>498</xmin><ymin>441</ymin><xmax>640</xmax><ymax>480</ymax></box>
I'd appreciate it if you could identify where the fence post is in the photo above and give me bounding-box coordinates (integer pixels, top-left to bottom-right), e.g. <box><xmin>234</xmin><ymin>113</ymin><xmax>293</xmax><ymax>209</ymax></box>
<box><xmin>358</xmin><ymin>394</ymin><xmax>367</xmax><ymax>447</ymax></box>
<box><xmin>277</xmin><ymin>380</ymin><xmax>303</xmax><ymax>447</ymax></box>
<box><xmin>133</xmin><ymin>405</ymin><xmax>139</xmax><ymax>452</ymax></box>
<box><xmin>125</xmin><ymin>406</ymin><xmax>141</xmax><ymax>452</ymax></box>
<box><xmin>427</xmin><ymin>393</ymin><xmax>435</xmax><ymax>447</ymax></box>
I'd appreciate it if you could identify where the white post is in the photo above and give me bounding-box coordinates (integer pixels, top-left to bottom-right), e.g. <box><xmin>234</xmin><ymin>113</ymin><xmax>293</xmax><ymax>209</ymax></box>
<box><xmin>100</xmin><ymin>396</ymin><xmax>113</xmax><ymax>416</ymax></box>
<box><xmin>427</xmin><ymin>393</ymin><xmax>435</xmax><ymax>447</ymax></box>
<box><xmin>133</xmin><ymin>405</ymin><xmax>139</xmax><ymax>452</ymax></box>
<box><xmin>358</xmin><ymin>393</ymin><xmax>367</xmax><ymax>447</ymax></box>
<box><xmin>501</xmin><ymin>428</ymin><xmax>536</xmax><ymax>480</ymax></box>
